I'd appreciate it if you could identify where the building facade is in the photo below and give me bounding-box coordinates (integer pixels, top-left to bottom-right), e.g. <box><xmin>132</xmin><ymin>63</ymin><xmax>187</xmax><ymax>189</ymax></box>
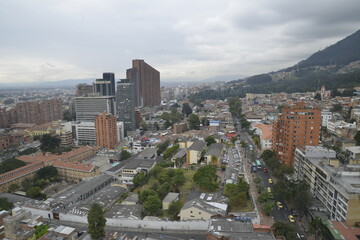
<box><xmin>15</xmin><ymin>99</ymin><xmax>63</xmax><ymax>125</ymax></box>
<box><xmin>294</xmin><ymin>146</ymin><xmax>360</xmax><ymax>225</ymax></box>
<box><xmin>95</xmin><ymin>112</ymin><xmax>118</xmax><ymax>149</ymax></box>
<box><xmin>116</xmin><ymin>79</ymin><xmax>136</xmax><ymax>132</ymax></box>
<box><xmin>75</xmin><ymin>95</ymin><xmax>115</xmax><ymax>122</ymax></box>
<box><xmin>272</xmin><ymin>102</ymin><xmax>321</xmax><ymax>165</ymax></box>
<box><xmin>93</xmin><ymin>72</ymin><xmax>116</xmax><ymax>96</ymax></box>
<box><xmin>126</xmin><ymin>59</ymin><xmax>160</xmax><ymax>107</ymax></box>
<box><xmin>76</xmin><ymin>83</ymin><xmax>93</xmax><ymax>97</ymax></box>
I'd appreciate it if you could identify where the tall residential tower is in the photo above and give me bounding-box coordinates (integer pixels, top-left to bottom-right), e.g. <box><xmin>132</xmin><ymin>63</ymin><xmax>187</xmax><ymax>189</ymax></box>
<box><xmin>272</xmin><ymin>102</ymin><xmax>321</xmax><ymax>165</ymax></box>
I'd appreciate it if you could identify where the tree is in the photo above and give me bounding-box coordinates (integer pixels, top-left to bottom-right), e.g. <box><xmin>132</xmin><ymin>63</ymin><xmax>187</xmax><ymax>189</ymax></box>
<box><xmin>308</xmin><ymin>217</ymin><xmax>332</xmax><ymax>240</ymax></box>
<box><xmin>40</xmin><ymin>134</ymin><xmax>60</xmax><ymax>153</ymax></box>
<box><xmin>193</xmin><ymin>165</ymin><xmax>218</xmax><ymax>192</ymax></box>
<box><xmin>273</xmin><ymin>165</ymin><xmax>294</xmax><ymax>180</ymax></box>
<box><xmin>240</xmin><ymin>140</ymin><xmax>248</xmax><ymax>149</ymax></box>
<box><xmin>140</xmin><ymin>121</ymin><xmax>148</xmax><ymax>131</ymax></box>
<box><xmin>188</xmin><ymin>113</ymin><xmax>200</xmax><ymax>130</ymax></box>
<box><xmin>87</xmin><ymin>203</ymin><xmax>106</xmax><ymax>240</ymax></box>
<box><xmin>63</xmin><ymin>110</ymin><xmax>73</xmax><ymax>121</ymax></box>
<box><xmin>120</xmin><ymin>150</ymin><xmax>131</xmax><ymax>160</ymax></box>
<box><xmin>157</xmin><ymin>140</ymin><xmax>170</xmax><ymax>155</ymax></box>
<box><xmin>143</xmin><ymin>195</ymin><xmax>162</xmax><ymax>216</ymax></box>
<box><xmin>205</xmin><ymin>136</ymin><xmax>216</xmax><ymax>146</ymax></box>
<box><xmin>139</xmin><ymin>189</ymin><xmax>157</xmax><ymax>203</ymax></box>
<box><xmin>36</xmin><ymin>166</ymin><xmax>58</xmax><ymax>181</ymax></box>
<box><xmin>21</xmin><ymin>178</ymin><xmax>33</xmax><ymax>190</ymax></box>
<box><xmin>156</xmin><ymin>182</ymin><xmax>170</xmax><ymax>200</ymax></box>
<box><xmin>167</xmin><ymin>200</ymin><xmax>183</xmax><ymax>220</ymax></box>
<box><xmin>26</xmin><ymin>186</ymin><xmax>45</xmax><ymax>199</ymax></box>
<box><xmin>133</xmin><ymin>171</ymin><xmax>148</xmax><ymax>188</ymax></box>
<box><xmin>231</xmin><ymin>137</ymin><xmax>237</xmax><ymax>145</ymax></box>
<box><xmin>354</xmin><ymin>131</ymin><xmax>360</xmax><ymax>146</ymax></box>
<box><xmin>272</xmin><ymin>221</ymin><xmax>297</xmax><ymax>240</ymax></box>
<box><xmin>182</xmin><ymin>103</ymin><xmax>193</xmax><ymax>117</ymax></box>
<box><xmin>0</xmin><ymin>158</ymin><xmax>26</xmax><ymax>174</ymax></box>
<box><xmin>8</xmin><ymin>183</ymin><xmax>20</xmax><ymax>193</ymax></box>
<box><xmin>0</xmin><ymin>197</ymin><xmax>14</xmax><ymax>210</ymax></box>
<box><xmin>330</xmin><ymin>103</ymin><xmax>342</xmax><ymax>113</ymax></box>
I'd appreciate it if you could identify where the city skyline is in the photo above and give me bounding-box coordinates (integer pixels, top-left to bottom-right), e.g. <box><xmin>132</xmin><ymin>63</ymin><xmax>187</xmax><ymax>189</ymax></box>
<box><xmin>0</xmin><ymin>0</ymin><xmax>360</xmax><ymax>84</ymax></box>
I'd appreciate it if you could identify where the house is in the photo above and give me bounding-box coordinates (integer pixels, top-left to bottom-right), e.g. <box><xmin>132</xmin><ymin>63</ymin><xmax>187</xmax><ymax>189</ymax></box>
<box><xmin>162</xmin><ymin>192</ymin><xmax>179</xmax><ymax>210</ymax></box>
<box><xmin>120</xmin><ymin>158</ymin><xmax>156</xmax><ymax>184</ymax></box>
<box><xmin>179</xmin><ymin>192</ymin><xmax>228</xmax><ymax>221</ymax></box>
<box><xmin>186</xmin><ymin>140</ymin><xmax>206</xmax><ymax>165</ymax></box>
<box><xmin>204</xmin><ymin>143</ymin><xmax>224</xmax><ymax>165</ymax></box>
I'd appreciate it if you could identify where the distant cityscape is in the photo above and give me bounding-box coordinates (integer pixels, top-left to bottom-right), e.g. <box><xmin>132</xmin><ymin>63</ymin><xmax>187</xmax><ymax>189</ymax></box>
<box><xmin>1</xmin><ymin>53</ymin><xmax>360</xmax><ymax>240</ymax></box>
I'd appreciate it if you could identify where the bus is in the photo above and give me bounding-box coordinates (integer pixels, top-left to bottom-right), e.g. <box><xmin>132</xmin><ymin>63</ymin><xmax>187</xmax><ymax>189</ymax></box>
<box><xmin>256</xmin><ymin>160</ymin><xmax>262</xmax><ymax>169</ymax></box>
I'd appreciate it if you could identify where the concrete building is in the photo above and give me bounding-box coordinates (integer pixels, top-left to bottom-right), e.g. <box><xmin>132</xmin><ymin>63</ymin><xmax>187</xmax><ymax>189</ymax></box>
<box><xmin>16</xmin><ymin>99</ymin><xmax>63</xmax><ymax>125</ymax></box>
<box><xmin>204</xmin><ymin>143</ymin><xmax>224</xmax><ymax>166</ymax></box>
<box><xmin>75</xmin><ymin>95</ymin><xmax>115</xmax><ymax>122</ymax></box>
<box><xmin>93</xmin><ymin>72</ymin><xmax>116</xmax><ymax>96</ymax></box>
<box><xmin>272</xmin><ymin>102</ymin><xmax>321</xmax><ymax>165</ymax></box>
<box><xmin>186</xmin><ymin>140</ymin><xmax>206</xmax><ymax>165</ymax></box>
<box><xmin>72</xmin><ymin>121</ymin><xmax>96</xmax><ymax>146</ymax></box>
<box><xmin>76</xmin><ymin>83</ymin><xmax>93</xmax><ymax>97</ymax></box>
<box><xmin>173</xmin><ymin>122</ymin><xmax>187</xmax><ymax>134</ymax></box>
<box><xmin>321</xmin><ymin>110</ymin><xmax>332</xmax><ymax>127</ymax></box>
<box><xmin>345</xmin><ymin>146</ymin><xmax>360</xmax><ymax>165</ymax></box>
<box><xmin>126</xmin><ymin>59</ymin><xmax>160</xmax><ymax>107</ymax></box>
<box><xmin>294</xmin><ymin>146</ymin><xmax>360</xmax><ymax>225</ymax></box>
<box><xmin>95</xmin><ymin>112</ymin><xmax>118</xmax><ymax>149</ymax></box>
<box><xmin>0</xmin><ymin>107</ymin><xmax>17</xmax><ymax>128</ymax></box>
<box><xmin>116</xmin><ymin>79</ymin><xmax>136</xmax><ymax>132</ymax></box>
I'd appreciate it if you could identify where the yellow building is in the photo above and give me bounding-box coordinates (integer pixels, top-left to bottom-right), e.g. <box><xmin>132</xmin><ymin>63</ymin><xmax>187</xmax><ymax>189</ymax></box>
<box><xmin>186</xmin><ymin>141</ymin><xmax>206</xmax><ymax>165</ymax></box>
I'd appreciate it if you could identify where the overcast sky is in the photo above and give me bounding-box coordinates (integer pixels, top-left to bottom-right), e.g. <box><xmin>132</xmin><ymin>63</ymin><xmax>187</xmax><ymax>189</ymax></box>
<box><xmin>0</xmin><ymin>0</ymin><xmax>360</xmax><ymax>84</ymax></box>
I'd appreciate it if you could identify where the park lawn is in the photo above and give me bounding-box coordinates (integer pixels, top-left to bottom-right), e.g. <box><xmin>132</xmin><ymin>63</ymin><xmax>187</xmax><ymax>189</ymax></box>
<box><xmin>178</xmin><ymin>169</ymin><xmax>195</xmax><ymax>192</ymax></box>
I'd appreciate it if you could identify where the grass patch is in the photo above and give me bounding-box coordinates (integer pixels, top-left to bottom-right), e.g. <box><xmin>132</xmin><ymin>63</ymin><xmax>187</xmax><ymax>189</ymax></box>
<box><xmin>229</xmin><ymin>199</ymin><xmax>253</xmax><ymax>212</ymax></box>
<box><xmin>134</xmin><ymin>175</ymin><xmax>158</xmax><ymax>193</ymax></box>
<box><xmin>178</xmin><ymin>170</ymin><xmax>195</xmax><ymax>192</ymax></box>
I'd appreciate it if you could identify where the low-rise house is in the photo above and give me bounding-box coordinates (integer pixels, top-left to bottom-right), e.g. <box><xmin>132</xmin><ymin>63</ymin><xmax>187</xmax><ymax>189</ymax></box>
<box><xmin>162</xmin><ymin>192</ymin><xmax>179</xmax><ymax>210</ymax></box>
<box><xmin>180</xmin><ymin>192</ymin><xmax>228</xmax><ymax>221</ymax></box>
<box><xmin>204</xmin><ymin>143</ymin><xmax>224</xmax><ymax>165</ymax></box>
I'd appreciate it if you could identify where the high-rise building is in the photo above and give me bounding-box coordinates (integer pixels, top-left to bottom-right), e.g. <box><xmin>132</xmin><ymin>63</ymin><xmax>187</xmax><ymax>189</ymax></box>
<box><xmin>16</xmin><ymin>99</ymin><xmax>63</xmax><ymax>125</ymax></box>
<box><xmin>0</xmin><ymin>108</ymin><xmax>17</xmax><ymax>128</ymax></box>
<box><xmin>75</xmin><ymin>96</ymin><xmax>116</xmax><ymax>122</ymax></box>
<box><xmin>126</xmin><ymin>59</ymin><xmax>160</xmax><ymax>107</ymax></box>
<box><xmin>76</xmin><ymin>84</ymin><xmax>93</xmax><ymax>97</ymax></box>
<box><xmin>272</xmin><ymin>102</ymin><xmax>321</xmax><ymax>165</ymax></box>
<box><xmin>116</xmin><ymin>79</ymin><xmax>136</xmax><ymax>132</ymax></box>
<box><xmin>93</xmin><ymin>72</ymin><xmax>116</xmax><ymax>96</ymax></box>
<box><xmin>95</xmin><ymin>112</ymin><xmax>118</xmax><ymax>149</ymax></box>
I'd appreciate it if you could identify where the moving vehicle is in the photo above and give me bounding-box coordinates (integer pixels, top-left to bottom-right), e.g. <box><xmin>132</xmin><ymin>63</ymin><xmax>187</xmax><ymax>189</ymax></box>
<box><xmin>256</xmin><ymin>160</ymin><xmax>262</xmax><ymax>169</ymax></box>
<box><xmin>276</xmin><ymin>202</ymin><xmax>283</xmax><ymax>208</ymax></box>
<box><xmin>263</xmin><ymin>167</ymin><xmax>268</xmax><ymax>173</ymax></box>
<box><xmin>267</xmin><ymin>187</ymin><xmax>271</xmax><ymax>193</ymax></box>
<box><xmin>288</xmin><ymin>215</ymin><xmax>295</xmax><ymax>223</ymax></box>
<box><xmin>268</xmin><ymin>178</ymin><xmax>272</xmax><ymax>184</ymax></box>
<box><xmin>251</xmin><ymin>164</ymin><xmax>257</xmax><ymax>172</ymax></box>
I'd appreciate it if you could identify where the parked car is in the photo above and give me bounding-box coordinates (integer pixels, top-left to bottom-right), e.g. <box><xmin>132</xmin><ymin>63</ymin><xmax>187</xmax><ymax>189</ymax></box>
<box><xmin>263</xmin><ymin>167</ymin><xmax>268</xmax><ymax>173</ymax></box>
<box><xmin>268</xmin><ymin>178</ymin><xmax>272</xmax><ymax>184</ymax></box>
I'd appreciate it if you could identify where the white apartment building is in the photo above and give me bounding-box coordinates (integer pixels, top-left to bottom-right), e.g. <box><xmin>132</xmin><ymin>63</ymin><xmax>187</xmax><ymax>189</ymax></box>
<box><xmin>321</xmin><ymin>110</ymin><xmax>332</xmax><ymax>127</ymax></box>
<box><xmin>294</xmin><ymin>146</ymin><xmax>360</xmax><ymax>225</ymax></box>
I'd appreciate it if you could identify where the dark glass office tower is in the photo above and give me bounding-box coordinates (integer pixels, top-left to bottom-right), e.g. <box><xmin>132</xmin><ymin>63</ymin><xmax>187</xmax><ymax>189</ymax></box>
<box><xmin>94</xmin><ymin>72</ymin><xmax>116</xmax><ymax>96</ymax></box>
<box><xmin>116</xmin><ymin>79</ymin><xmax>136</xmax><ymax>132</ymax></box>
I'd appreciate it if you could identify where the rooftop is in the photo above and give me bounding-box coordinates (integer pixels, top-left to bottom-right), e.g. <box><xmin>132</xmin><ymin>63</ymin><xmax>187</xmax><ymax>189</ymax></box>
<box><xmin>205</xmin><ymin>143</ymin><xmax>224</xmax><ymax>157</ymax></box>
<box><xmin>188</xmin><ymin>140</ymin><xmax>206</xmax><ymax>151</ymax></box>
<box><xmin>162</xmin><ymin>192</ymin><xmax>179</xmax><ymax>203</ymax></box>
<box><xmin>105</xmin><ymin>204</ymin><xmax>142</xmax><ymax>220</ymax></box>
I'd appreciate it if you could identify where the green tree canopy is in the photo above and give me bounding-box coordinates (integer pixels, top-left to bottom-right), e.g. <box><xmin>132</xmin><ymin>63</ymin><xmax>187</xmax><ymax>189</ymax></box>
<box><xmin>143</xmin><ymin>195</ymin><xmax>162</xmax><ymax>216</ymax></box>
<box><xmin>272</xmin><ymin>221</ymin><xmax>297</xmax><ymax>240</ymax></box>
<box><xmin>0</xmin><ymin>197</ymin><xmax>14</xmax><ymax>211</ymax></box>
<box><xmin>87</xmin><ymin>203</ymin><xmax>106</xmax><ymax>240</ymax></box>
<box><xmin>193</xmin><ymin>165</ymin><xmax>218</xmax><ymax>192</ymax></box>
<box><xmin>354</xmin><ymin>131</ymin><xmax>360</xmax><ymax>146</ymax></box>
<box><xmin>188</xmin><ymin>113</ymin><xmax>200</xmax><ymax>130</ymax></box>
<box><xmin>120</xmin><ymin>149</ymin><xmax>131</xmax><ymax>160</ymax></box>
<box><xmin>182</xmin><ymin>103</ymin><xmax>193</xmax><ymax>117</ymax></box>
<box><xmin>40</xmin><ymin>134</ymin><xmax>61</xmax><ymax>153</ymax></box>
<box><xmin>36</xmin><ymin>166</ymin><xmax>58</xmax><ymax>181</ymax></box>
<box><xmin>167</xmin><ymin>200</ymin><xmax>183</xmax><ymax>220</ymax></box>
<box><xmin>157</xmin><ymin>140</ymin><xmax>170</xmax><ymax>155</ymax></box>
<box><xmin>205</xmin><ymin>136</ymin><xmax>216</xmax><ymax>146</ymax></box>
<box><xmin>0</xmin><ymin>158</ymin><xmax>26</xmax><ymax>174</ymax></box>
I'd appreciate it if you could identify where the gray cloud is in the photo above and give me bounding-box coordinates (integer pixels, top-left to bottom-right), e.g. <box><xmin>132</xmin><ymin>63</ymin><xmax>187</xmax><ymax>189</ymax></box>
<box><xmin>0</xmin><ymin>0</ymin><xmax>359</xmax><ymax>83</ymax></box>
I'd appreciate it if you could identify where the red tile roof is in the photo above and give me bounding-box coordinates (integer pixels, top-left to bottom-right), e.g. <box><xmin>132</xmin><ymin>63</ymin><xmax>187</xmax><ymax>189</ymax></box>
<box><xmin>52</xmin><ymin>160</ymin><xmax>95</xmax><ymax>172</ymax></box>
